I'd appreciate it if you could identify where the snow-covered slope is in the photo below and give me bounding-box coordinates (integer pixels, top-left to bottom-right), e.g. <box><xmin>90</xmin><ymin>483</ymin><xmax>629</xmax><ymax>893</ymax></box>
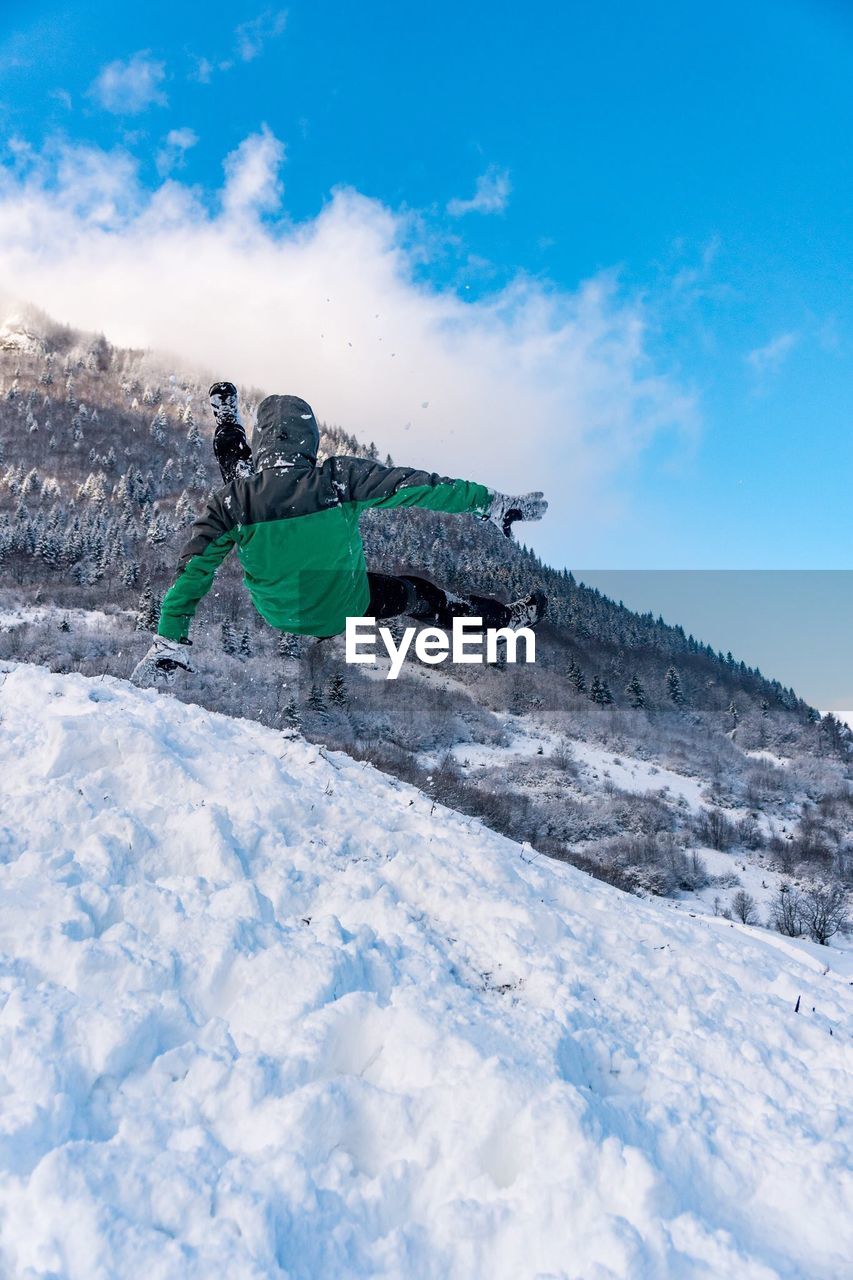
<box><xmin>0</xmin><ymin>664</ymin><xmax>850</xmax><ymax>1280</ymax></box>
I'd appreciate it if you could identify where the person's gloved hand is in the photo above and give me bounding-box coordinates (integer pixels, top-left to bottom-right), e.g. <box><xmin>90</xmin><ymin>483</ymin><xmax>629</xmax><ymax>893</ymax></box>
<box><xmin>131</xmin><ymin>636</ymin><xmax>195</xmax><ymax>686</ymax></box>
<box><xmin>484</xmin><ymin>490</ymin><xmax>548</xmax><ymax>538</ymax></box>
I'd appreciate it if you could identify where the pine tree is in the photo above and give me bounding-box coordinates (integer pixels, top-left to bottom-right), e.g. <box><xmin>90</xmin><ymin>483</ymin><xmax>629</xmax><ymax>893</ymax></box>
<box><xmin>625</xmin><ymin>673</ymin><xmax>646</xmax><ymax>709</ymax></box>
<box><xmin>186</xmin><ymin>411</ymin><xmax>202</xmax><ymax>451</ymax></box>
<box><xmin>281</xmin><ymin>697</ymin><xmax>302</xmax><ymax>732</ymax></box>
<box><xmin>151</xmin><ymin>407</ymin><xmax>168</xmax><ymax>445</ymax></box>
<box><xmin>239</xmin><ymin>626</ymin><xmax>253</xmax><ymax>658</ymax></box>
<box><xmin>307</xmin><ymin>683</ymin><xmax>329</xmax><ymax>718</ymax></box>
<box><xmin>328</xmin><ymin>672</ymin><xmax>348</xmax><ymax>707</ymax></box>
<box><xmin>665</xmin><ymin>666</ymin><xmax>684</xmax><ymax>705</ymax></box>
<box><xmin>589</xmin><ymin>676</ymin><xmax>613</xmax><ymax>706</ymax></box>
<box><xmin>175</xmin><ymin>490</ymin><xmax>196</xmax><ymax>526</ymax></box>
<box><xmin>122</xmin><ymin>559</ymin><xmax>140</xmax><ymax>588</ymax></box>
<box><xmin>278</xmin><ymin>631</ymin><xmax>303</xmax><ymax>659</ymax></box>
<box><xmin>135</xmin><ymin>580</ymin><xmax>159</xmax><ymax>631</ymax></box>
<box><xmin>220</xmin><ymin>620</ymin><xmax>239</xmax><ymax>655</ymax></box>
<box><xmin>567</xmin><ymin>657</ymin><xmax>587</xmax><ymax>693</ymax></box>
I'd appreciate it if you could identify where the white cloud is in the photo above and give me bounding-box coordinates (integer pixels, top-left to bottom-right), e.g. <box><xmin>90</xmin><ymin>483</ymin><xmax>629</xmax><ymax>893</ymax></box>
<box><xmin>90</xmin><ymin>52</ymin><xmax>167</xmax><ymax>115</ymax></box>
<box><xmin>222</xmin><ymin>125</ymin><xmax>285</xmax><ymax>217</ymax></box>
<box><xmin>235</xmin><ymin>9</ymin><xmax>287</xmax><ymax>62</ymax></box>
<box><xmin>448</xmin><ymin>167</ymin><xmax>511</xmax><ymax>217</ymax></box>
<box><xmin>0</xmin><ymin>130</ymin><xmax>695</xmax><ymax>557</ymax></box>
<box><xmin>156</xmin><ymin>127</ymin><xmax>200</xmax><ymax>176</ymax></box>
<box><xmin>189</xmin><ymin>10</ymin><xmax>286</xmax><ymax>83</ymax></box>
<box><xmin>746</xmin><ymin>331</ymin><xmax>798</xmax><ymax>376</ymax></box>
<box><xmin>190</xmin><ymin>56</ymin><xmax>215</xmax><ymax>84</ymax></box>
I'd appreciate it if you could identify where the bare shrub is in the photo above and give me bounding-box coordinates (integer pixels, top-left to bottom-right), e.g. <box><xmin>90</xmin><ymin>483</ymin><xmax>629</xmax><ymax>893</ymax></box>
<box><xmin>551</xmin><ymin>737</ymin><xmax>580</xmax><ymax>777</ymax></box>
<box><xmin>731</xmin><ymin>890</ymin><xmax>759</xmax><ymax>925</ymax></box>
<box><xmin>800</xmin><ymin>882</ymin><xmax>850</xmax><ymax>946</ymax></box>
<box><xmin>770</xmin><ymin>883</ymin><xmax>804</xmax><ymax>937</ymax></box>
<box><xmin>744</xmin><ymin>762</ymin><xmax>787</xmax><ymax>805</ymax></box>
<box><xmin>693</xmin><ymin>806</ymin><xmax>737</xmax><ymax>851</ymax></box>
<box><xmin>735</xmin><ymin>814</ymin><xmax>763</xmax><ymax>850</ymax></box>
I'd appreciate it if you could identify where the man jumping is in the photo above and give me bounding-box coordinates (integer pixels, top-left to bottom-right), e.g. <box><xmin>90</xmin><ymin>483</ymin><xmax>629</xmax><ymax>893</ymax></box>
<box><xmin>133</xmin><ymin>383</ymin><xmax>548</xmax><ymax>681</ymax></box>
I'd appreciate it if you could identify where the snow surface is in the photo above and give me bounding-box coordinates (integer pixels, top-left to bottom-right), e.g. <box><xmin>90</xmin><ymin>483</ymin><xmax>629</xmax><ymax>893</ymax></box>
<box><xmin>425</xmin><ymin>719</ymin><xmax>709</xmax><ymax>811</ymax></box>
<box><xmin>0</xmin><ymin>605</ymin><xmax>122</xmax><ymax>633</ymax></box>
<box><xmin>0</xmin><ymin>662</ymin><xmax>851</xmax><ymax>1280</ymax></box>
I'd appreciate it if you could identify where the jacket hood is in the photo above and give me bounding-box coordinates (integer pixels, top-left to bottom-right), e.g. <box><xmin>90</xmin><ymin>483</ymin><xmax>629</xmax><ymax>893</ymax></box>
<box><xmin>253</xmin><ymin>395</ymin><xmax>320</xmax><ymax>469</ymax></box>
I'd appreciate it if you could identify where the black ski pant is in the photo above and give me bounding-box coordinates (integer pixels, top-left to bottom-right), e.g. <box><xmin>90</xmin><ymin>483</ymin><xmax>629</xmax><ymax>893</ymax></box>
<box><xmin>366</xmin><ymin>573</ymin><xmax>511</xmax><ymax>630</ymax></box>
<box><xmin>213</xmin><ymin>422</ymin><xmax>512</xmax><ymax>630</ymax></box>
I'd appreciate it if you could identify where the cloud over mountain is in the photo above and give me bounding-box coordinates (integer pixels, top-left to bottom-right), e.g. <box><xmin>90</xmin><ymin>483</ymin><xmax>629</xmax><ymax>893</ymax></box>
<box><xmin>0</xmin><ymin>128</ymin><xmax>695</xmax><ymax>549</ymax></box>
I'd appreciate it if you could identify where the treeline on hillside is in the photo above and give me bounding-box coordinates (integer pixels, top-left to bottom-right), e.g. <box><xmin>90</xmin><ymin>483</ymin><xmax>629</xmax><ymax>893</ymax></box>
<box><xmin>0</xmin><ymin>323</ymin><xmax>843</xmax><ymax>734</ymax></box>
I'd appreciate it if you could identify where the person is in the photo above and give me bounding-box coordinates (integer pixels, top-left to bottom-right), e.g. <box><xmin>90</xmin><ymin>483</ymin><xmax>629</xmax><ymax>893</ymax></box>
<box><xmin>133</xmin><ymin>383</ymin><xmax>548</xmax><ymax>682</ymax></box>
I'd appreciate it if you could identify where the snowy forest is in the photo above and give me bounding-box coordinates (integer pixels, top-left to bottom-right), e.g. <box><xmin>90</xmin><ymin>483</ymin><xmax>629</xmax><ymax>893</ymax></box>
<box><xmin>0</xmin><ymin>303</ymin><xmax>850</xmax><ymax>938</ymax></box>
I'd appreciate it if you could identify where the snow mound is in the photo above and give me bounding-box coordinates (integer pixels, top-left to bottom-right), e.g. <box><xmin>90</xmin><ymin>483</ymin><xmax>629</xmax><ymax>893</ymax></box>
<box><xmin>0</xmin><ymin>663</ymin><xmax>850</xmax><ymax>1280</ymax></box>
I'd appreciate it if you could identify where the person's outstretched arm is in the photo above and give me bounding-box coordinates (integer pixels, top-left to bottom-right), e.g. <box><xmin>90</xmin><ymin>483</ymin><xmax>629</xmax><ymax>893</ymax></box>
<box><xmin>337</xmin><ymin>457</ymin><xmax>547</xmax><ymax>536</ymax></box>
<box><xmin>132</xmin><ymin>494</ymin><xmax>237</xmax><ymax>684</ymax></box>
<box><xmin>158</xmin><ymin>492</ymin><xmax>238</xmax><ymax>642</ymax></box>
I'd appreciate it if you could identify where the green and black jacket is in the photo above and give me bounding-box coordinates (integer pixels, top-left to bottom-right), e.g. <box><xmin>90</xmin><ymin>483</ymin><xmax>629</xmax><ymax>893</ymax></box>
<box><xmin>158</xmin><ymin>454</ymin><xmax>491</xmax><ymax>641</ymax></box>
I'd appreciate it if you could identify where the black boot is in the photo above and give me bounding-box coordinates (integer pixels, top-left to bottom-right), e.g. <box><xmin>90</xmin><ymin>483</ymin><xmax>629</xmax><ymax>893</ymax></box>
<box><xmin>507</xmin><ymin>590</ymin><xmax>548</xmax><ymax>628</ymax></box>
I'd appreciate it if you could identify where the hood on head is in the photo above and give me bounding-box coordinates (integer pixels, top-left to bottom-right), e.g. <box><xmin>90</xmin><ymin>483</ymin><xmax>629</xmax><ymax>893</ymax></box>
<box><xmin>252</xmin><ymin>395</ymin><xmax>320</xmax><ymax>469</ymax></box>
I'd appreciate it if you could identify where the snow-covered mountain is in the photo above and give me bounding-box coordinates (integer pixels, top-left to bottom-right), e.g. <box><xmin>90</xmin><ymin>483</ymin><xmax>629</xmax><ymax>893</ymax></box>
<box><xmin>1</xmin><ymin>661</ymin><xmax>850</xmax><ymax>1280</ymax></box>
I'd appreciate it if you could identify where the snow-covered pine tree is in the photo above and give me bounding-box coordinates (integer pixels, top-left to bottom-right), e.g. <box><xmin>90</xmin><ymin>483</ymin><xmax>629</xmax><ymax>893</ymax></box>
<box><xmin>328</xmin><ymin>672</ymin><xmax>348</xmax><ymax>707</ymax></box>
<box><xmin>135</xmin><ymin>580</ymin><xmax>159</xmax><ymax>631</ymax></box>
<box><xmin>175</xmin><ymin>490</ymin><xmax>196</xmax><ymax>527</ymax></box>
<box><xmin>307</xmin><ymin>683</ymin><xmax>329</xmax><ymax>719</ymax></box>
<box><xmin>567</xmin><ymin>658</ymin><xmax>587</xmax><ymax>693</ymax></box>
<box><xmin>665</xmin><ymin>666</ymin><xmax>684</xmax><ymax>705</ymax></box>
<box><xmin>281</xmin><ymin>697</ymin><xmax>301</xmax><ymax>732</ymax></box>
<box><xmin>625</xmin><ymin>673</ymin><xmax>646</xmax><ymax>709</ymax></box>
<box><xmin>278</xmin><ymin>632</ymin><xmax>303</xmax><ymax>659</ymax></box>
<box><xmin>589</xmin><ymin>676</ymin><xmax>613</xmax><ymax>706</ymax></box>
<box><xmin>150</xmin><ymin>408</ymin><xmax>168</xmax><ymax>445</ymax></box>
<box><xmin>185</xmin><ymin>409</ymin><xmax>202</xmax><ymax>452</ymax></box>
<box><xmin>220</xmin><ymin>621</ymin><xmax>239</xmax><ymax>656</ymax></box>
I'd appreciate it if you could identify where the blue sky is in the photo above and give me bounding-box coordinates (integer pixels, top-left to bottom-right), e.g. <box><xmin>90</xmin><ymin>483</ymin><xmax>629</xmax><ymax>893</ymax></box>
<box><xmin>0</xmin><ymin>0</ymin><xmax>851</xmax><ymax>578</ymax></box>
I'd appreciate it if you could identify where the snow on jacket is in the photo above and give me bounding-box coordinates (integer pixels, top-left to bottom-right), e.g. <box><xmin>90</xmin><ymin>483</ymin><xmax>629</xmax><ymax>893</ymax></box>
<box><xmin>158</xmin><ymin>397</ymin><xmax>491</xmax><ymax>641</ymax></box>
